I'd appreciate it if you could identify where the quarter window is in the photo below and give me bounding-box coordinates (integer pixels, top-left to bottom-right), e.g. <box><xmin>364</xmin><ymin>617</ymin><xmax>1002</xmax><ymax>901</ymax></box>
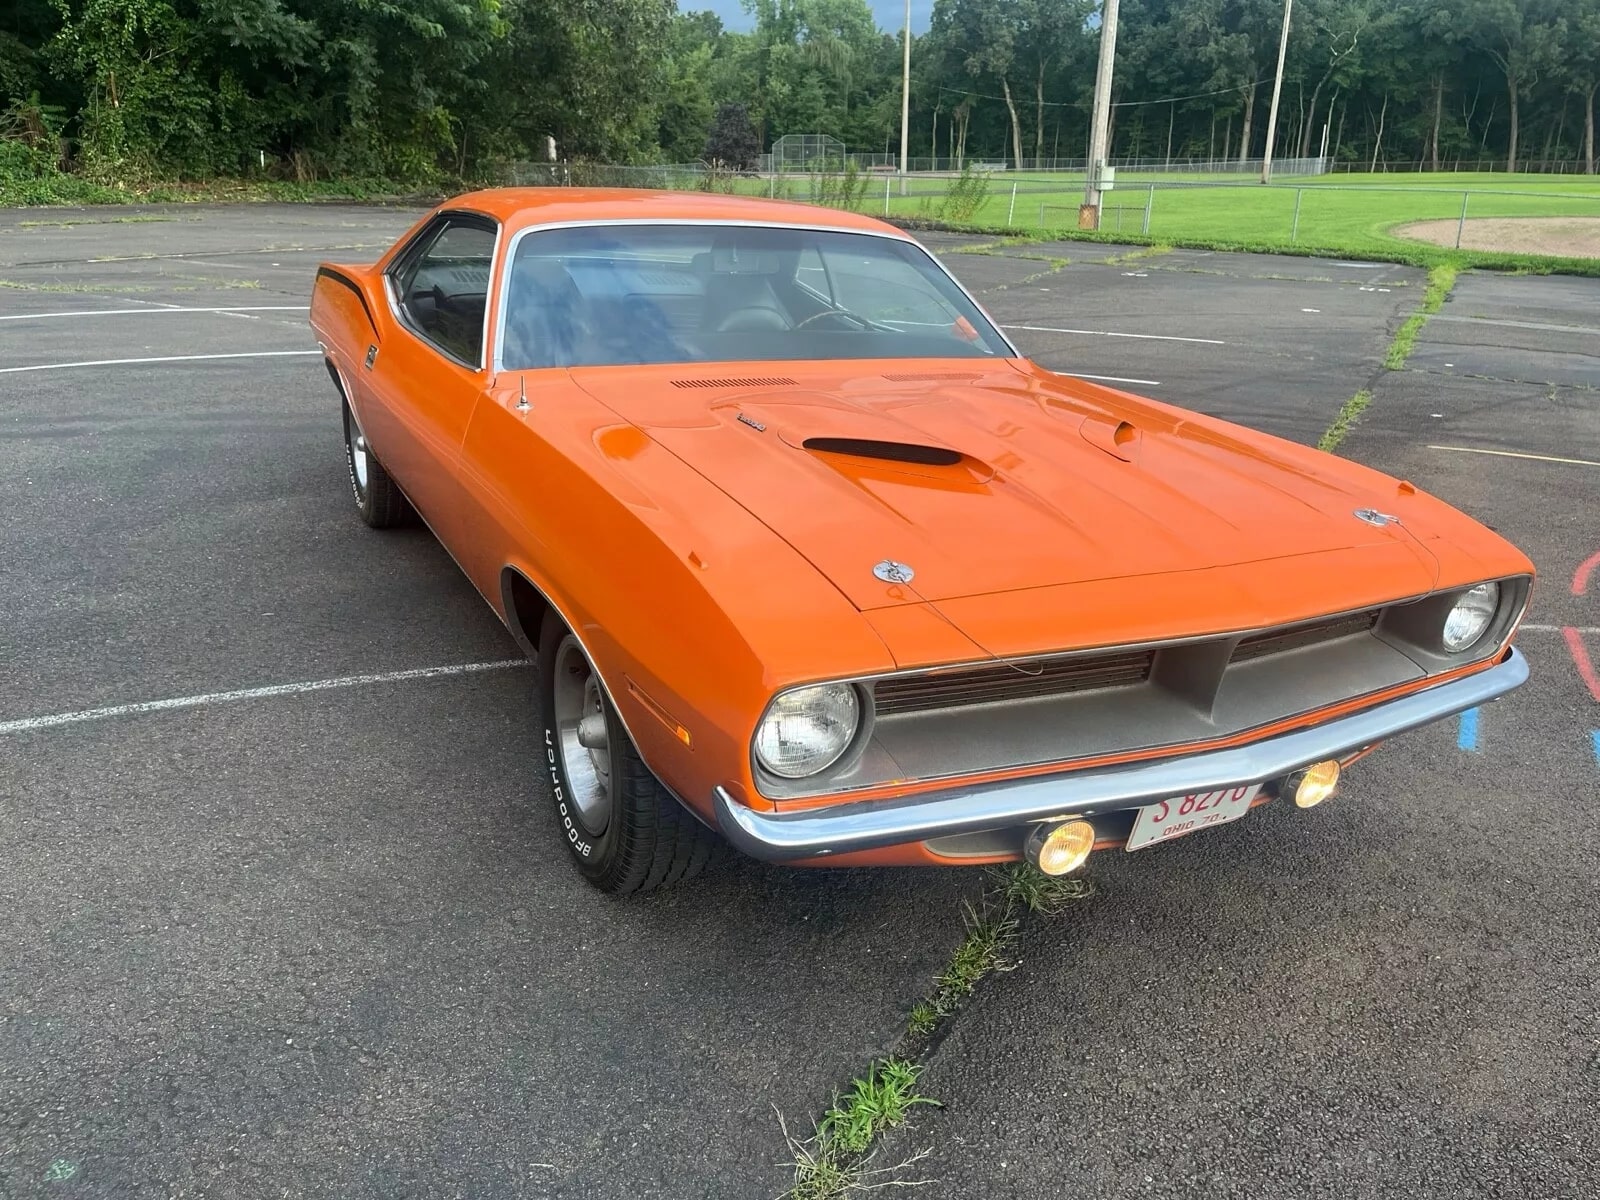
<box><xmin>393</xmin><ymin>218</ymin><xmax>496</xmax><ymax>364</ymax></box>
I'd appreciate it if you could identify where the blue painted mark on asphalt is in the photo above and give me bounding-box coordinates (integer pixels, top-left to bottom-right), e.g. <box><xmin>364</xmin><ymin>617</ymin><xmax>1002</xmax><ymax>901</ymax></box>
<box><xmin>1457</xmin><ymin>707</ymin><xmax>1480</xmax><ymax>752</ymax></box>
<box><xmin>1591</xmin><ymin>730</ymin><xmax>1600</xmax><ymax>766</ymax></box>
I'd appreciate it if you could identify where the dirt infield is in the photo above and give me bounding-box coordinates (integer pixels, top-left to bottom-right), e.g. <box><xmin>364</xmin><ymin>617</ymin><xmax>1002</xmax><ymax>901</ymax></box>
<box><xmin>1395</xmin><ymin>216</ymin><xmax>1600</xmax><ymax>259</ymax></box>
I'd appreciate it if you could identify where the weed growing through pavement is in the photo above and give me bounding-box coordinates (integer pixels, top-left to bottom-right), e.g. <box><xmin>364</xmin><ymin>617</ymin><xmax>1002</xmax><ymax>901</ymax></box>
<box><xmin>1384</xmin><ymin>264</ymin><xmax>1458</xmax><ymax>371</ymax></box>
<box><xmin>1317</xmin><ymin>390</ymin><xmax>1374</xmax><ymax>452</ymax></box>
<box><xmin>780</xmin><ymin>865</ymin><xmax>1093</xmax><ymax>1198</ymax></box>
<box><xmin>779</xmin><ymin>1102</ymin><xmax>934</xmax><ymax>1200</ymax></box>
<box><xmin>1322</xmin><ymin>263</ymin><xmax>1458</xmax><ymax>453</ymax></box>
<box><xmin>816</xmin><ymin>1059</ymin><xmax>940</xmax><ymax>1155</ymax></box>
<box><xmin>0</xmin><ymin>278</ymin><xmax>163</xmax><ymax>293</ymax></box>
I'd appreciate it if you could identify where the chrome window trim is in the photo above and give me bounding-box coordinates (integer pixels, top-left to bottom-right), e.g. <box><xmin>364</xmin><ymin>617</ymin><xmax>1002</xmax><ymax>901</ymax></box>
<box><xmin>487</xmin><ymin>217</ymin><xmax>1022</xmax><ymax>373</ymax></box>
<box><xmin>383</xmin><ymin>208</ymin><xmax>503</xmax><ymax>373</ymax></box>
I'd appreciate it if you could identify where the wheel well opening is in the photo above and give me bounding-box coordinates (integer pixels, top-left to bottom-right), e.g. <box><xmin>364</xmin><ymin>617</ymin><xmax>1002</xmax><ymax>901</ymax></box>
<box><xmin>503</xmin><ymin>569</ymin><xmax>551</xmax><ymax>655</ymax></box>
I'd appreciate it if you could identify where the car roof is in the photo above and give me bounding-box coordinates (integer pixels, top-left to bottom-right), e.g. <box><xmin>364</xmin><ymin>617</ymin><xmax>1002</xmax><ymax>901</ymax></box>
<box><xmin>444</xmin><ymin>187</ymin><xmax>912</xmax><ymax>238</ymax></box>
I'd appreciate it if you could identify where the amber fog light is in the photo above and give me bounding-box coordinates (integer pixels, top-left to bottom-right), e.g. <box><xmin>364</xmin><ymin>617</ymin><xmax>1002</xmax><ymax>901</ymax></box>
<box><xmin>1025</xmin><ymin>819</ymin><xmax>1096</xmax><ymax>875</ymax></box>
<box><xmin>1286</xmin><ymin>760</ymin><xmax>1341</xmax><ymax>808</ymax></box>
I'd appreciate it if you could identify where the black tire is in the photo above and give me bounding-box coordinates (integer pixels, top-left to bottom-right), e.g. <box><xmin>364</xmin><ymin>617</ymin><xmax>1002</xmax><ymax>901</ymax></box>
<box><xmin>538</xmin><ymin>611</ymin><xmax>722</xmax><ymax>894</ymax></box>
<box><xmin>343</xmin><ymin>398</ymin><xmax>412</xmax><ymax>528</ymax></box>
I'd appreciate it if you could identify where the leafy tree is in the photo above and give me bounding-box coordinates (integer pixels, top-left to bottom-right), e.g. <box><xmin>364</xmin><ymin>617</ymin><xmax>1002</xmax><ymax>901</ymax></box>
<box><xmin>704</xmin><ymin>101</ymin><xmax>760</xmax><ymax>166</ymax></box>
<box><xmin>1555</xmin><ymin>0</ymin><xmax>1600</xmax><ymax>171</ymax></box>
<box><xmin>6</xmin><ymin>0</ymin><xmax>1600</xmax><ymax>185</ymax></box>
<box><xmin>1465</xmin><ymin>0</ymin><xmax>1567</xmax><ymax>168</ymax></box>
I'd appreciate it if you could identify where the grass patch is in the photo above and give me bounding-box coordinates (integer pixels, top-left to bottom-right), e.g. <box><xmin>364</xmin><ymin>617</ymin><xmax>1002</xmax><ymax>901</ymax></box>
<box><xmin>782</xmin><ymin>1062</ymin><xmax>938</xmax><ymax>1199</ymax></box>
<box><xmin>890</xmin><ymin>216</ymin><xmax>1600</xmax><ymax>279</ymax></box>
<box><xmin>882</xmin><ymin>171</ymin><xmax>1600</xmax><ymax>265</ymax></box>
<box><xmin>1384</xmin><ymin>264</ymin><xmax>1458</xmax><ymax>370</ymax></box>
<box><xmin>1100</xmin><ymin>243</ymin><xmax>1174</xmax><ymax>265</ymax></box>
<box><xmin>1316</xmin><ymin>389</ymin><xmax>1374</xmax><ymax>453</ymax></box>
<box><xmin>780</xmin><ymin>865</ymin><xmax>1092</xmax><ymax>1198</ymax></box>
<box><xmin>1</xmin><ymin>172</ymin><xmax>440</xmax><ymax>209</ymax></box>
<box><xmin>176</xmin><ymin>276</ymin><xmax>264</xmax><ymax>289</ymax></box>
<box><xmin>16</xmin><ymin>215</ymin><xmax>176</xmax><ymax>228</ymax></box>
<box><xmin>816</xmin><ymin>1060</ymin><xmax>939</xmax><ymax>1156</ymax></box>
<box><xmin>0</xmin><ymin>278</ymin><xmax>162</xmax><ymax>293</ymax></box>
<box><xmin>1319</xmin><ymin>262</ymin><xmax>1460</xmax><ymax>452</ymax></box>
<box><xmin>905</xmin><ymin>867</ymin><xmax>1092</xmax><ymax>1039</ymax></box>
<box><xmin>987</xmin><ymin>255</ymin><xmax>1070</xmax><ymax>291</ymax></box>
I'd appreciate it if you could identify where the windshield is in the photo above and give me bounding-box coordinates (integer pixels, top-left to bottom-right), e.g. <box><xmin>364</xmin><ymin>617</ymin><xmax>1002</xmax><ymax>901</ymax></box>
<box><xmin>497</xmin><ymin>224</ymin><xmax>1013</xmax><ymax>370</ymax></box>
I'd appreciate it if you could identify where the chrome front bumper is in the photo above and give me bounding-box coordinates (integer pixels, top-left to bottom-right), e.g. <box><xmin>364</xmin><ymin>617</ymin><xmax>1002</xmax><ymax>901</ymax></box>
<box><xmin>712</xmin><ymin>647</ymin><xmax>1528</xmax><ymax>862</ymax></box>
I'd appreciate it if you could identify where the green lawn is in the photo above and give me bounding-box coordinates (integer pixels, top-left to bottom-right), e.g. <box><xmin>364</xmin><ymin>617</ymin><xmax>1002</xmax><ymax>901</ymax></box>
<box><xmin>741</xmin><ymin>170</ymin><xmax>1600</xmax><ymax>263</ymax></box>
<box><xmin>875</xmin><ymin>172</ymin><xmax>1600</xmax><ymax>255</ymax></box>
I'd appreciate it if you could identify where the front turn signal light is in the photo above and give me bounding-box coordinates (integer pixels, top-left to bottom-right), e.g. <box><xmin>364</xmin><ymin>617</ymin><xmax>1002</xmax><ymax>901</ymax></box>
<box><xmin>1025</xmin><ymin>819</ymin><xmax>1096</xmax><ymax>875</ymax></box>
<box><xmin>1286</xmin><ymin>759</ymin><xmax>1341</xmax><ymax>808</ymax></box>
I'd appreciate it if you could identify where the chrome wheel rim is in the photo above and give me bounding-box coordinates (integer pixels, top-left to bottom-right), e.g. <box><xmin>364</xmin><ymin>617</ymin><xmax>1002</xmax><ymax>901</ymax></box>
<box><xmin>347</xmin><ymin>407</ymin><xmax>370</xmax><ymax>493</ymax></box>
<box><xmin>552</xmin><ymin>635</ymin><xmax>611</xmax><ymax>837</ymax></box>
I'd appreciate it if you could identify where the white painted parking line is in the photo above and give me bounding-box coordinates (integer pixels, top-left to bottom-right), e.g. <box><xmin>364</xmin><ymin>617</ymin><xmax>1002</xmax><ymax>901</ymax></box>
<box><xmin>1522</xmin><ymin>625</ymin><xmax>1600</xmax><ymax>634</ymax></box>
<box><xmin>1427</xmin><ymin>444</ymin><xmax>1600</xmax><ymax>468</ymax></box>
<box><xmin>1055</xmin><ymin>371</ymin><xmax>1162</xmax><ymax>387</ymax></box>
<box><xmin>0</xmin><ymin>660</ymin><xmax>529</xmax><ymax>736</ymax></box>
<box><xmin>1008</xmin><ymin>323</ymin><xmax>1224</xmax><ymax>346</ymax></box>
<box><xmin>0</xmin><ymin>350</ymin><xmax>322</xmax><ymax>374</ymax></box>
<box><xmin>0</xmin><ymin>305</ymin><xmax>306</xmax><ymax>322</ymax></box>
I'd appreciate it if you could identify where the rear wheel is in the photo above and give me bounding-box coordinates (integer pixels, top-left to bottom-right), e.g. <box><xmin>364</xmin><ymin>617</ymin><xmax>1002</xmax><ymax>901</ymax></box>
<box><xmin>538</xmin><ymin>612</ymin><xmax>721</xmax><ymax>894</ymax></box>
<box><xmin>343</xmin><ymin>398</ymin><xmax>411</xmax><ymax>528</ymax></box>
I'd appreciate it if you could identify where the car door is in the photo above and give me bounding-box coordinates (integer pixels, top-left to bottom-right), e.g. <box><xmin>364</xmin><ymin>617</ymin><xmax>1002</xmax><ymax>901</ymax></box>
<box><xmin>361</xmin><ymin>212</ymin><xmax>498</xmax><ymax>544</ymax></box>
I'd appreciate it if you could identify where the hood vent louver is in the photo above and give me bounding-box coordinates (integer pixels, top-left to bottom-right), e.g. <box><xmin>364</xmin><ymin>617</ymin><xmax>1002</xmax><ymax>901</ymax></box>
<box><xmin>881</xmin><ymin>372</ymin><xmax>981</xmax><ymax>382</ymax></box>
<box><xmin>669</xmin><ymin>376</ymin><xmax>798</xmax><ymax>389</ymax></box>
<box><xmin>802</xmin><ymin>437</ymin><xmax>964</xmax><ymax>466</ymax></box>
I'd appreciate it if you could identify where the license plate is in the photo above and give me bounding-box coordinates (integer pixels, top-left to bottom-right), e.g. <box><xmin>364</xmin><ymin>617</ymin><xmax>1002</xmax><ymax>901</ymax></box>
<box><xmin>1125</xmin><ymin>784</ymin><xmax>1262</xmax><ymax>852</ymax></box>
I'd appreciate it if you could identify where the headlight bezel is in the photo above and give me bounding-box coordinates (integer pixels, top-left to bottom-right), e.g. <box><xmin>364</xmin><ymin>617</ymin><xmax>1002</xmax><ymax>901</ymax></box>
<box><xmin>1441</xmin><ymin>581</ymin><xmax>1500</xmax><ymax>653</ymax></box>
<box><xmin>1375</xmin><ymin>574</ymin><xmax>1530</xmax><ymax>668</ymax></box>
<box><xmin>751</xmin><ymin>681</ymin><xmax>871</xmax><ymax>782</ymax></box>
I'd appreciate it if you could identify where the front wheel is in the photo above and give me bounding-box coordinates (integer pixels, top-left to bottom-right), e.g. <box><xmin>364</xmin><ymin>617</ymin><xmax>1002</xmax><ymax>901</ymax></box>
<box><xmin>343</xmin><ymin>398</ymin><xmax>412</xmax><ymax>528</ymax></box>
<box><xmin>538</xmin><ymin>612</ymin><xmax>721</xmax><ymax>894</ymax></box>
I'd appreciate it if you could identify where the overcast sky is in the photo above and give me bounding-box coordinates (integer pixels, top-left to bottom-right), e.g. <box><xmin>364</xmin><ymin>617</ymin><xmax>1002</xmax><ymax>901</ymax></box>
<box><xmin>691</xmin><ymin>0</ymin><xmax>936</xmax><ymax>35</ymax></box>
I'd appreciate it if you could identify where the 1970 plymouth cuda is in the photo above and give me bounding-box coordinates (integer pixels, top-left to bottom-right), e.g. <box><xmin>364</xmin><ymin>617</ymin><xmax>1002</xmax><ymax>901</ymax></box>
<box><xmin>309</xmin><ymin>189</ymin><xmax>1532</xmax><ymax>893</ymax></box>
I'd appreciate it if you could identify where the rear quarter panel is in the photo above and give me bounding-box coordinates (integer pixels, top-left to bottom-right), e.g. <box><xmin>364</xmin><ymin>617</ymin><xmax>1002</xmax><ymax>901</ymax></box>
<box><xmin>309</xmin><ymin>263</ymin><xmax>384</xmax><ymax>392</ymax></box>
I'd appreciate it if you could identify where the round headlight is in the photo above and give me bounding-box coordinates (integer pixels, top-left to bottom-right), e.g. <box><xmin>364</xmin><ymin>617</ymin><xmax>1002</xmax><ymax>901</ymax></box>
<box><xmin>1442</xmin><ymin>582</ymin><xmax>1499</xmax><ymax>652</ymax></box>
<box><xmin>754</xmin><ymin>683</ymin><xmax>861</xmax><ymax>779</ymax></box>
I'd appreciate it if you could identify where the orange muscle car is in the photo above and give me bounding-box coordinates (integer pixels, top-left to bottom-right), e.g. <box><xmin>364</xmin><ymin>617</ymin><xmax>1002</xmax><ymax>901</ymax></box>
<box><xmin>310</xmin><ymin>189</ymin><xmax>1532</xmax><ymax>893</ymax></box>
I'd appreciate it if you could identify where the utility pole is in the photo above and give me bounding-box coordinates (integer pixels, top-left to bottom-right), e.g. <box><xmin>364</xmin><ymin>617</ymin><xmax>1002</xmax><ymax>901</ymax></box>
<box><xmin>1082</xmin><ymin>0</ymin><xmax>1121</xmax><ymax>229</ymax></box>
<box><xmin>1260</xmin><ymin>0</ymin><xmax>1293</xmax><ymax>184</ymax></box>
<box><xmin>899</xmin><ymin>0</ymin><xmax>912</xmax><ymax>194</ymax></box>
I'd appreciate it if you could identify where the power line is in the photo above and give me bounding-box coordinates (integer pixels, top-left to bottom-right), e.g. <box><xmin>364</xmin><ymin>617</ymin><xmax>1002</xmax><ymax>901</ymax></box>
<box><xmin>924</xmin><ymin>72</ymin><xmax>1282</xmax><ymax>113</ymax></box>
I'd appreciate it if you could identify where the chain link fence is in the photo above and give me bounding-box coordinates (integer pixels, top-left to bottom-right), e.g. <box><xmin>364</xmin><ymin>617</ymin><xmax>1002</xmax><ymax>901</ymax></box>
<box><xmin>490</xmin><ymin>160</ymin><xmax>1600</xmax><ymax>256</ymax></box>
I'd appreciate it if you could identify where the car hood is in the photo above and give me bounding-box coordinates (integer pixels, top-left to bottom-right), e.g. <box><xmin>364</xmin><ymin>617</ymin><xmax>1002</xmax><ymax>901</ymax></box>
<box><xmin>571</xmin><ymin>364</ymin><xmax>1438</xmax><ymax>612</ymax></box>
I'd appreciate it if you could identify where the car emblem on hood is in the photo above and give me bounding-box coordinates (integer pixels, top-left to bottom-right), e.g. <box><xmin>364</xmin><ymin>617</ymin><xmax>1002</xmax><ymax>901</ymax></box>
<box><xmin>1353</xmin><ymin>508</ymin><xmax>1400</xmax><ymax>527</ymax></box>
<box><xmin>873</xmin><ymin>560</ymin><xmax>915</xmax><ymax>584</ymax></box>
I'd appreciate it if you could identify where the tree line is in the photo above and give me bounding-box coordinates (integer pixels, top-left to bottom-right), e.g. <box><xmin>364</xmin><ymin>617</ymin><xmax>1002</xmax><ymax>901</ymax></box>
<box><xmin>2</xmin><ymin>0</ymin><xmax>1596</xmax><ymax>183</ymax></box>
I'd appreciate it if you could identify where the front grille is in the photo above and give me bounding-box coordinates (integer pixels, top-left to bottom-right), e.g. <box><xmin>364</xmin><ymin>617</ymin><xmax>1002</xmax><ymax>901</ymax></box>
<box><xmin>1231</xmin><ymin>610</ymin><xmax>1379</xmax><ymax>663</ymax></box>
<box><xmin>872</xmin><ymin>649</ymin><xmax>1155</xmax><ymax>716</ymax></box>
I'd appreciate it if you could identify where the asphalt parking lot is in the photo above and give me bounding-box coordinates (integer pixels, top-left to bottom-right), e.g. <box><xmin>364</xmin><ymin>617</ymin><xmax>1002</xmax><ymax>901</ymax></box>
<box><xmin>2</xmin><ymin>206</ymin><xmax>1596</xmax><ymax>1199</ymax></box>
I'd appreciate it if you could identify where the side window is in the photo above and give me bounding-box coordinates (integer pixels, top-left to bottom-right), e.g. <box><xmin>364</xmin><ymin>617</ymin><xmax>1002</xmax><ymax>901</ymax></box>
<box><xmin>393</xmin><ymin>218</ymin><xmax>496</xmax><ymax>364</ymax></box>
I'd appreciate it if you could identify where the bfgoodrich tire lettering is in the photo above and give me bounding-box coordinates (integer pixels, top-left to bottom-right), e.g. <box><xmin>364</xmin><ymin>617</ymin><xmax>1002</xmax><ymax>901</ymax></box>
<box><xmin>537</xmin><ymin>611</ymin><xmax>721</xmax><ymax>894</ymax></box>
<box><xmin>343</xmin><ymin>398</ymin><xmax>412</xmax><ymax>528</ymax></box>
